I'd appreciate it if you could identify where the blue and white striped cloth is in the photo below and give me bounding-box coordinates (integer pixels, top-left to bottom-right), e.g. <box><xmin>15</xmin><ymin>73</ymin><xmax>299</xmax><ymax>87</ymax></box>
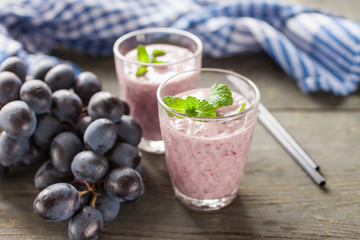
<box><xmin>0</xmin><ymin>0</ymin><xmax>359</xmax><ymax>96</ymax></box>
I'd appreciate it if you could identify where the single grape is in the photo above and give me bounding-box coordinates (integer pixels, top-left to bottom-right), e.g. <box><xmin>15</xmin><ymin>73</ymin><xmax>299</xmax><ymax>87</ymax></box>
<box><xmin>34</xmin><ymin>160</ymin><xmax>73</xmax><ymax>190</ymax></box>
<box><xmin>50</xmin><ymin>131</ymin><xmax>83</xmax><ymax>173</ymax></box>
<box><xmin>75</xmin><ymin>115</ymin><xmax>92</xmax><ymax>138</ymax></box>
<box><xmin>105</xmin><ymin>142</ymin><xmax>141</xmax><ymax>169</ymax></box>
<box><xmin>71</xmin><ymin>151</ymin><xmax>108</xmax><ymax>183</ymax></box>
<box><xmin>116</xmin><ymin>115</ymin><xmax>142</xmax><ymax>146</ymax></box>
<box><xmin>83</xmin><ymin>118</ymin><xmax>117</xmax><ymax>154</ymax></box>
<box><xmin>104</xmin><ymin>167</ymin><xmax>144</xmax><ymax>202</ymax></box>
<box><xmin>44</xmin><ymin>64</ymin><xmax>75</xmax><ymax>91</ymax></box>
<box><xmin>74</xmin><ymin>71</ymin><xmax>102</xmax><ymax>105</ymax></box>
<box><xmin>33</xmin><ymin>183</ymin><xmax>80</xmax><ymax>221</ymax></box>
<box><xmin>31</xmin><ymin>59</ymin><xmax>57</xmax><ymax>80</ymax></box>
<box><xmin>0</xmin><ymin>71</ymin><xmax>22</xmax><ymax>107</ymax></box>
<box><xmin>95</xmin><ymin>190</ymin><xmax>120</xmax><ymax>223</ymax></box>
<box><xmin>0</xmin><ymin>100</ymin><xmax>37</xmax><ymax>139</ymax></box>
<box><xmin>0</xmin><ymin>56</ymin><xmax>26</xmax><ymax>82</ymax></box>
<box><xmin>71</xmin><ymin>182</ymin><xmax>91</xmax><ymax>209</ymax></box>
<box><xmin>33</xmin><ymin>114</ymin><xmax>72</xmax><ymax>150</ymax></box>
<box><xmin>0</xmin><ymin>131</ymin><xmax>30</xmax><ymax>167</ymax></box>
<box><xmin>68</xmin><ymin>206</ymin><xmax>104</xmax><ymax>240</ymax></box>
<box><xmin>87</xmin><ymin>91</ymin><xmax>124</xmax><ymax>123</ymax></box>
<box><xmin>122</xmin><ymin>101</ymin><xmax>130</xmax><ymax>115</ymax></box>
<box><xmin>0</xmin><ymin>163</ymin><xmax>9</xmax><ymax>180</ymax></box>
<box><xmin>22</xmin><ymin>142</ymin><xmax>47</xmax><ymax>166</ymax></box>
<box><xmin>20</xmin><ymin>79</ymin><xmax>52</xmax><ymax>114</ymax></box>
<box><xmin>51</xmin><ymin>89</ymin><xmax>83</xmax><ymax>122</ymax></box>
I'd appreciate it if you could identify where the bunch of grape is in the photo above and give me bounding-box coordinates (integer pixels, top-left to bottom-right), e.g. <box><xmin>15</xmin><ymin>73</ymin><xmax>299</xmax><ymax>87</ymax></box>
<box><xmin>0</xmin><ymin>56</ymin><xmax>144</xmax><ymax>240</ymax></box>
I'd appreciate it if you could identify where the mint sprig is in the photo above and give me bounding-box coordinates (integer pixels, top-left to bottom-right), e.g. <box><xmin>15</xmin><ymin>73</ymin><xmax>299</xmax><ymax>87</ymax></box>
<box><xmin>163</xmin><ymin>96</ymin><xmax>216</xmax><ymax>118</ymax></box>
<box><xmin>163</xmin><ymin>83</ymin><xmax>236</xmax><ymax>118</ymax></box>
<box><xmin>136</xmin><ymin>45</ymin><xmax>165</xmax><ymax>76</ymax></box>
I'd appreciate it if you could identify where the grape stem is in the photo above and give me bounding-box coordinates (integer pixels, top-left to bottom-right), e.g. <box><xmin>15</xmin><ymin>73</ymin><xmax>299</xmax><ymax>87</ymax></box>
<box><xmin>81</xmin><ymin>180</ymin><xmax>101</xmax><ymax>208</ymax></box>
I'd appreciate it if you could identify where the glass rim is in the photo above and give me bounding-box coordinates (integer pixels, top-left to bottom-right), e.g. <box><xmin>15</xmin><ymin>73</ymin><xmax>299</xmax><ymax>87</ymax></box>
<box><xmin>156</xmin><ymin>68</ymin><xmax>261</xmax><ymax>121</ymax></box>
<box><xmin>113</xmin><ymin>27</ymin><xmax>203</xmax><ymax>67</ymax></box>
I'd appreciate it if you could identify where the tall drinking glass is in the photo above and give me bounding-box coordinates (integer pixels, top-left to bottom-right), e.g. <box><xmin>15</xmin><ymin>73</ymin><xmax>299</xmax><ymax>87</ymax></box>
<box><xmin>157</xmin><ymin>68</ymin><xmax>260</xmax><ymax>211</ymax></box>
<box><xmin>113</xmin><ymin>28</ymin><xmax>203</xmax><ymax>153</ymax></box>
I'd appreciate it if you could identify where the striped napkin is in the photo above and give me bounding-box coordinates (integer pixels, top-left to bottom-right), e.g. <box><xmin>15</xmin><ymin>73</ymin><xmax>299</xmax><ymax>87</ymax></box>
<box><xmin>0</xmin><ymin>0</ymin><xmax>359</xmax><ymax>96</ymax></box>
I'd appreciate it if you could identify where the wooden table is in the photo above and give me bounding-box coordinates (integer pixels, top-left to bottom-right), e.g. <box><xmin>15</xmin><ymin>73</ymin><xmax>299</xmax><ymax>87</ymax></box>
<box><xmin>0</xmin><ymin>1</ymin><xmax>359</xmax><ymax>239</ymax></box>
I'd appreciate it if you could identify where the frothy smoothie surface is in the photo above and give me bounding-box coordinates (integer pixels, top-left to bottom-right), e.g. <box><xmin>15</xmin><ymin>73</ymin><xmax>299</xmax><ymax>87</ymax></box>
<box><xmin>123</xmin><ymin>44</ymin><xmax>195</xmax><ymax>84</ymax></box>
<box><xmin>160</xmin><ymin>88</ymin><xmax>257</xmax><ymax>199</ymax></box>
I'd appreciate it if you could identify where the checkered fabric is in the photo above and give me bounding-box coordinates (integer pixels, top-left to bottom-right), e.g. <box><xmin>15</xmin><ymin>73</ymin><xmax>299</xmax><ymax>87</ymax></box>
<box><xmin>0</xmin><ymin>0</ymin><xmax>359</xmax><ymax>95</ymax></box>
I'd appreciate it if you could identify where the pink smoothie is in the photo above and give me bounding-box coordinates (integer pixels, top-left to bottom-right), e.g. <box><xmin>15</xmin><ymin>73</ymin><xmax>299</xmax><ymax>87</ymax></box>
<box><xmin>159</xmin><ymin>89</ymin><xmax>258</xmax><ymax>199</ymax></box>
<box><xmin>115</xmin><ymin>44</ymin><xmax>200</xmax><ymax>140</ymax></box>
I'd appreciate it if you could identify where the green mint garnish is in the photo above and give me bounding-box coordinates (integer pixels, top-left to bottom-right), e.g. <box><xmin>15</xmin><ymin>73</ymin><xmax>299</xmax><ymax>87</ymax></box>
<box><xmin>136</xmin><ymin>65</ymin><xmax>148</xmax><ymax>76</ymax></box>
<box><xmin>136</xmin><ymin>45</ymin><xmax>165</xmax><ymax>76</ymax></box>
<box><xmin>163</xmin><ymin>83</ymin><xmax>235</xmax><ymax>118</ymax></box>
<box><xmin>152</xmin><ymin>49</ymin><xmax>165</xmax><ymax>57</ymax></box>
<box><xmin>207</xmin><ymin>83</ymin><xmax>233</xmax><ymax>109</ymax></box>
<box><xmin>239</xmin><ymin>104</ymin><xmax>246</xmax><ymax>113</ymax></box>
<box><xmin>163</xmin><ymin>96</ymin><xmax>216</xmax><ymax>118</ymax></box>
<box><xmin>137</xmin><ymin>45</ymin><xmax>149</xmax><ymax>63</ymax></box>
<box><xmin>151</xmin><ymin>59</ymin><xmax>163</xmax><ymax>64</ymax></box>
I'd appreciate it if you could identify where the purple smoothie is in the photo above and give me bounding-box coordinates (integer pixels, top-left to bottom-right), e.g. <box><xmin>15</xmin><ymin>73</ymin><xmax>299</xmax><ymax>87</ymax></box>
<box><xmin>159</xmin><ymin>89</ymin><xmax>258</xmax><ymax>200</ymax></box>
<box><xmin>115</xmin><ymin>44</ymin><xmax>200</xmax><ymax>141</ymax></box>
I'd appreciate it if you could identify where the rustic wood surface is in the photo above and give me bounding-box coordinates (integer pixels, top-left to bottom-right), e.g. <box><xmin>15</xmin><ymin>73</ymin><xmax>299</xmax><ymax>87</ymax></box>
<box><xmin>0</xmin><ymin>0</ymin><xmax>359</xmax><ymax>239</ymax></box>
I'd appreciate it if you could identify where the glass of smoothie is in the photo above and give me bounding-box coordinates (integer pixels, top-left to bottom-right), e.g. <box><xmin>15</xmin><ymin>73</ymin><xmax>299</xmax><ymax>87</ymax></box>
<box><xmin>113</xmin><ymin>28</ymin><xmax>203</xmax><ymax>154</ymax></box>
<box><xmin>157</xmin><ymin>68</ymin><xmax>260</xmax><ymax>211</ymax></box>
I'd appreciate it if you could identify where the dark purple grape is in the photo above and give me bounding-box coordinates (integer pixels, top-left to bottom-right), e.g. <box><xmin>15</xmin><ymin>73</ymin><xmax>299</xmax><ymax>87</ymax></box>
<box><xmin>122</xmin><ymin>101</ymin><xmax>130</xmax><ymax>115</ymax></box>
<box><xmin>33</xmin><ymin>183</ymin><xmax>80</xmax><ymax>221</ymax></box>
<box><xmin>83</xmin><ymin>118</ymin><xmax>117</xmax><ymax>154</ymax></box>
<box><xmin>116</xmin><ymin>115</ymin><xmax>142</xmax><ymax>146</ymax></box>
<box><xmin>74</xmin><ymin>71</ymin><xmax>102</xmax><ymax>105</ymax></box>
<box><xmin>0</xmin><ymin>100</ymin><xmax>37</xmax><ymax>139</ymax></box>
<box><xmin>0</xmin><ymin>56</ymin><xmax>26</xmax><ymax>82</ymax></box>
<box><xmin>104</xmin><ymin>167</ymin><xmax>144</xmax><ymax>202</ymax></box>
<box><xmin>34</xmin><ymin>160</ymin><xmax>73</xmax><ymax>190</ymax></box>
<box><xmin>0</xmin><ymin>163</ymin><xmax>9</xmax><ymax>180</ymax></box>
<box><xmin>0</xmin><ymin>131</ymin><xmax>30</xmax><ymax>167</ymax></box>
<box><xmin>20</xmin><ymin>79</ymin><xmax>52</xmax><ymax>114</ymax></box>
<box><xmin>75</xmin><ymin>115</ymin><xmax>92</xmax><ymax>138</ymax></box>
<box><xmin>68</xmin><ymin>206</ymin><xmax>104</xmax><ymax>240</ymax></box>
<box><xmin>95</xmin><ymin>191</ymin><xmax>120</xmax><ymax>223</ymax></box>
<box><xmin>33</xmin><ymin>114</ymin><xmax>72</xmax><ymax>150</ymax></box>
<box><xmin>44</xmin><ymin>64</ymin><xmax>75</xmax><ymax>91</ymax></box>
<box><xmin>88</xmin><ymin>91</ymin><xmax>124</xmax><ymax>123</ymax></box>
<box><xmin>50</xmin><ymin>131</ymin><xmax>83</xmax><ymax>173</ymax></box>
<box><xmin>71</xmin><ymin>151</ymin><xmax>108</xmax><ymax>183</ymax></box>
<box><xmin>0</xmin><ymin>71</ymin><xmax>22</xmax><ymax>107</ymax></box>
<box><xmin>71</xmin><ymin>182</ymin><xmax>91</xmax><ymax>208</ymax></box>
<box><xmin>105</xmin><ymin>142</ymin><xmax>141</xmax><ymax>169</ymax></box>
<box><xmin>22</xmin><ymin>142</ymin><xmax>47</xmax><ymax>166</ymax></box>
<box><xmin>31</xmin><ymin>59</ymin><xmax>57</xmax><ymax>80</ymax></box>
<box><xmin>51</xmin><ymin>89</ymin><xmax>83</xmax><ymax>122</ymax></box>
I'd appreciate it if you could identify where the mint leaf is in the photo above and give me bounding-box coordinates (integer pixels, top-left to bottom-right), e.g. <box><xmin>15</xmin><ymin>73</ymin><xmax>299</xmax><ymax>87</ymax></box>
<box><xmin>184</xmin><ymin>96</ymin><xmax>199</xmax><ymax>112</ymax></box>
<box><xmin>137</xmin><ymin>45</ymin><xmax>149</xmax><ymax>63</ymax></box>
<box><xmin>163</xmin><ymin>96</ymin><xmax>186</xmax><ymax>114</ymax></box>
<box><xmin>239</xmin><ymin>104</ymin><xmax>246</xmax><ymax>113</ymax></box>
<box><xmin>207</xmin><ymin>83</ymin><xmax>233</xmax><ymax>109</ymax></box>
<box><xmin>152</xmin><ymin>49</ymin><xmax>165</xmax><ymax>57</ymax></box>
<box><xmin>136</xmin><ymin>65</ymin><xmax>147</xmax><ymax>76</ymax></box>
<box><xmin>151</xmin><ymin>59</ymin><xmax>163</xmax><ymax>64</ymax></box>
<box><xmin>196</xmin><ymin>100</ymin><xmax>216</xmax><ymax>118</ymax></box>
